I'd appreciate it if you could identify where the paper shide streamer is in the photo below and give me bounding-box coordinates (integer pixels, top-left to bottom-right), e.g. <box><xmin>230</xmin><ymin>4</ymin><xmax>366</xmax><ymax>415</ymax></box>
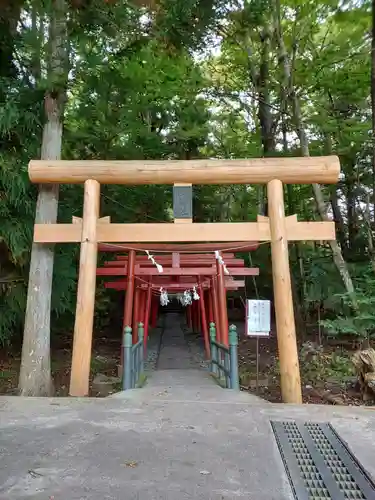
<box><xmin>145</xmin><ymin>250</ymin><xmax>163</xmax><ymax>273</ymax></box>
<box><xmin>177</xmin><ymin>287</ymin><xmax>200</xmax><ymax>307</ymax></box>
<box><xmin>192</xmin><ymin>286</ymin><xmax>200</xmax><ymax>300</ymax></box>
<box><xmin>215</xmin><ymin>250</ymin><xmax>230</xmax><ymax>275</ymax></box>
<box><xmin>177</xmin><ymin>290</ymin><xmax>191</xmax><ymax>306</ymax></box>
<box><xmin>160</xmin><ymin>288</ymin><xmax>169</xmax><ymax>306</ymax></box>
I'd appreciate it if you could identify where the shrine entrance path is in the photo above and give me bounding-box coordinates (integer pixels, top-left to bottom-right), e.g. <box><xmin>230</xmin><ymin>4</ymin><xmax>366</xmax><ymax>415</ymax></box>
<box><xmin>155</xmin><ymin>312</ymin><xmax>200</xmax><ymax>371</ymax></box>
<box><xmin>145</xmin><ymin>312</ymin><xmax>217</xmax><ymax>391</ymax></box>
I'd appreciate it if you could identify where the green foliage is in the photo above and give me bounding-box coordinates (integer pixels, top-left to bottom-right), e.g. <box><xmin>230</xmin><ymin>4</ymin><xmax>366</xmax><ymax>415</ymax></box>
<box><xmin>320</xmin><ymin>267</ymin><xmax>375</xmax><ymax>339</ymax></box>
<box><xmin>0</xmin><ymin>0</ymin><xmax>218</xmax><ymax>345</ymax></box>
<box><xmin>155</xmin><ymin>0</ymin><xmax>227</xmax><ymax>50</ymax></box>
<box><xmin>300</xmin><ymin>344</ymin><xmax>355</xmax><ymax>384</ymax></box>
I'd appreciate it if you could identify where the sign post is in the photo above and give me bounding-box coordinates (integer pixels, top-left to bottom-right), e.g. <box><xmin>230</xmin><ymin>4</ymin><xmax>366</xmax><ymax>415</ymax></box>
<box><xmin>246</xmin><ymin>300</ymin><xmax>271</xmax><ymax>393</ymax></box>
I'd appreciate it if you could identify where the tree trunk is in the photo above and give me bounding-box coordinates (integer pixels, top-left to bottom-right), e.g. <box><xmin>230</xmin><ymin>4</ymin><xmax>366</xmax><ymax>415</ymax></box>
<box><xmin>19</xmin><ymin>0</ymin><xmax>68</xmax><ymax>396</ymax></box>
<box><xmin>364</xmin><ymin>194</ymin><xmax>375</xmax><ymax>271</ymax></box>
<box><xmin>330</xmin><ymin>188</ymin><xmax>348</xmax><ymax>255</ymax></box>
<box><xmin>258</xmin><ymin>29</ymin><xmax>275</xmax><ymax>156</ymax></box>
<box><xmin>274</xmin><ymin>0</ymin><xmax>357</xmax><ymax>308</ymax></box>
<box><xmin>311</xmin><ymin>182</ymin><xmax>357</xmax><ymax>307</ymax></box>
<box><xmin>325</xmin><ymin>135</ymin><xmax>350</xmax><ymax>258</ymax></box>
<box><xmin>245</xmin><ymin>28</ymin><xmax>275</xmax><ymax>214</ymax></box>
<box><xmin>346</xmin><ymin>174</ymin><xmax>358</xmax><ymax>255</ymax></box>
<box><xmin>257</xmin><ymin>29</ymin><xmax>274</xmax><ymax>215</ymax></box>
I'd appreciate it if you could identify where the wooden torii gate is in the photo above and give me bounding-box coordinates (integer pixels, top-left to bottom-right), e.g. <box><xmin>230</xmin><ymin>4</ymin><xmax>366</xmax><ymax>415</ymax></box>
<box><xmin>28</xmin><ymin>156</ymin><xmax>340</xmax><ymax>402</ymax></box>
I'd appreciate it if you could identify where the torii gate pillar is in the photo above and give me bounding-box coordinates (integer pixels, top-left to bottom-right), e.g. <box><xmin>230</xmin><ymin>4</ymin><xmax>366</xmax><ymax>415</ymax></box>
<box><xmin>69</xmin><ymin>179</ymin><xmax>100</xmax><ymax>397</ymax></box>
<box><xmin>267</xmin><ymin>179</ymin><xmax>302</xmax><ymax>404</ymax></box>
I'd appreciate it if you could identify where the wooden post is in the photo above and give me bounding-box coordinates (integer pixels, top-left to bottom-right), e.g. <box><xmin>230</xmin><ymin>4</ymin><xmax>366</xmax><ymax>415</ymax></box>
<box><xmin>132</xmin><ymin>287</ymin><xmax>141</xmax><ymax>343</ymax></box>
<box><xmin>123</xmin><ymin>250</ymin><xmax>136</xmax><ymax>327</ymax></box>
<box><xmin>208</xmin><ymin>289</ymin><xmax>214</xmax><ymax>323</ymax></box>
<box><xmin>205</xmin><ymin>290</ymin><xmax>211</xmax><ymax>325</ymax></box>
<box><xmin>199</xmin><ymin>284</ymin><xmax>210</xmax><ymax>359</ymax></box>
<box><xmin>196</xmin><ymin>296</ymin><xmax>201</xmax><ymax>333</ymax></box>
<box><xmin>229</xmin><ymin>325</ymin><xmax>239</xmax><ymax>390</ymax></box>
<box><xmin>216</xmin><ymin>255</ymin><xmax>229</xmax><ymax>346</ymax></box>
<box><xmin>267</xmin><ymin>179</ymin><xmax>302</xmax><ymax>404</ymax></box>
<box><xmin>121</xmin><ymin>250</ymin><xmax>135</xmax><ymax>370</ymax></box>
<box><xmin>211</xmin><ymin>277</ymin><xmax>220</xmax><ymax>342</ymax></box>
<box><xmin>144</xmin><ymin>283</ymin><xmax>152</xmax><ymax>351</ymax></box>
<box><xmin>139</xmin><ymin>289</ymin><xmax>146</xmax><ymax>324</ymax></box>
<box><xmin>210</xmin><ymin>323</ymin><xmax>218</xmax><ymax>375</ymax></box>
<box><xmin>69</xmin><ymin>179</ymin><xmax>100</xmax><ymax>397</ymax></box>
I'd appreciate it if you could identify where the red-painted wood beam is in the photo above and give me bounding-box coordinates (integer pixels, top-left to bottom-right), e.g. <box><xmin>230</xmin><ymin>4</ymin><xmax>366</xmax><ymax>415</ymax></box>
<box><xmin>104</xmin><ymin>281</ymin><xmax>244</xmax><ymax>290</ymax></box>
<box><xmin>97</xmin><ymin>266</ymin><xmax>259</xmax><ymax>276</ymax></box>
<box><xmin>114</xmin><ymin>253</ymin><xmax>236</xmax><ymax>260</ymax></box>
<box><xmin>97</xmin><ymin>267</ymin><xmax>216</xmax><ymax>276</ymax></box>
<box><xmin>105</xmin><ymin>276</ymin><xmax>208</xmax><ymax>285</ymax></box>
<box><xmin>103</xmin><ymin>258</ymin><xmax>245</xmax><ymax>267</ymax></box>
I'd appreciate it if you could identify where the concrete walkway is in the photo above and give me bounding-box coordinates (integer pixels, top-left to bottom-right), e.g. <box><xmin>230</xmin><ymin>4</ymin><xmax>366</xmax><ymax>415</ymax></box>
<box><xmin>1</xmin><ymin>315</ymin><xmax>375</xmax><ymax>499</ymax></box>
<box><xmin>148</xmin><ymin>312</ymin><xmax>216</xmax><ymax>390</ymax></box>
<box><xmin>1</xmin><ymin>394</ymin><xmax>375</xmax><ymax>499</ymax></box>
<box><xmin>155</xmin><ymin>312</ymin><xmax>204</xmax><ymax>371</ymax></box>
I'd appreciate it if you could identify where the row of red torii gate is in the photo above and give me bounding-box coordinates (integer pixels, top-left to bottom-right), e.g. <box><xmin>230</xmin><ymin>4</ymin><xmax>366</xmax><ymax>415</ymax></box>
<box><xmin>26</xmin><ymin>155</ymin><xmax>340</xmax><ymax>404</ymax></box>
<box><xmin>97</xmin><ymin>242</ymin><xmax>259</xmax><ymax>358</ymax></box>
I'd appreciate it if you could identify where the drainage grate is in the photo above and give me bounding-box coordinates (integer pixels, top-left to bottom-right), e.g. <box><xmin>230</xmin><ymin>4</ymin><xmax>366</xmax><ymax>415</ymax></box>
<box><xmin>271</xmin><ymin>421</ymin><xmax>375</xmax><ymax>500</ymax></box>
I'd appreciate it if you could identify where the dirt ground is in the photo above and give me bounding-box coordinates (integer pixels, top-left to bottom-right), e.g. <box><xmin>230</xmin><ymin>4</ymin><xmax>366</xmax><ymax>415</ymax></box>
<box><xmin>0</xmin><ymin>314</ymin><xmax>372</xmax><ymax>406</ymax></box>
<box><xmin>0</xmin><ymin>334</ymin><xmax>121</xmax><ymax>397</ymax></box>
<box><xmin>237</xmin><ymin>333</ymin><xmax>367</xmax><ymax>405</ymax></box>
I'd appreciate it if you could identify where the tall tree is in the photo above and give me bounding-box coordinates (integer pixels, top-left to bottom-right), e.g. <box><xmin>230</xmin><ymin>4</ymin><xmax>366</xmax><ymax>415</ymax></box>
<box><xmin>19</xmin><ymin>0</ymin><xmax>68</xmax><ymax>395</ymax></box>
<box><xmin>273</xmin><ymin>0</ymin><xmax>357</xmax><ymax>308</ymax></box>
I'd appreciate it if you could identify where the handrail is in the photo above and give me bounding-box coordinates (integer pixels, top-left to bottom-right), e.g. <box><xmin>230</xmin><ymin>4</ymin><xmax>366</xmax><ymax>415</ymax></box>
<box><xmin>123</xmin><ymin>323</ymin><xmax>145</xmax><ymax>390</ymax></box>
<box><xmin>209</xmin><ymin>323</ymin><xmax>239</xmax><ymax>390</ymax></box>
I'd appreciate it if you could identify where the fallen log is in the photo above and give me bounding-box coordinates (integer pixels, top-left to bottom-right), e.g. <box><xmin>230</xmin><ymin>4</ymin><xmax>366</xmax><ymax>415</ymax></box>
<box><xmin>352</xmin><ymin>348</ymin><xmax>375</xmax><ymax>402</ymax></box>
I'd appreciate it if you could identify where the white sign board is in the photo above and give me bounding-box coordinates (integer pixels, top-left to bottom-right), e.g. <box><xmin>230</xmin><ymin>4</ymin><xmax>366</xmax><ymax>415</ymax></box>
<box><xmin>246</xmin><ymin>300</ymin><xmax>271</xmax><ymax>337</ymax></box>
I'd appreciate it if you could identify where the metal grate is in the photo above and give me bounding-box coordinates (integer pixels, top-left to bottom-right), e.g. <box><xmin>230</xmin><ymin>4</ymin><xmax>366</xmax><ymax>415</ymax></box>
<box><xmin>271</xmin><ymin>421</ymin><xmax>375</xmax><ymax>500</ymax></box>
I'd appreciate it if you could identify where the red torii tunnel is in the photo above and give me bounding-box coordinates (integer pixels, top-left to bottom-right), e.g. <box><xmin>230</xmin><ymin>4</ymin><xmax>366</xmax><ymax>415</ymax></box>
<box><xmin>96</xmin><ymin>246</ymin><xmax>259</xmax><ymax>361</ymax></box>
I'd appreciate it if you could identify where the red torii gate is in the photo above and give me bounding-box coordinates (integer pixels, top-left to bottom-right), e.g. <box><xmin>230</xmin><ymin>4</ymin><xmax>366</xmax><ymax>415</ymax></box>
<box><xmin>97</xmin><ymin>250</ymin><xmax>259</xmax><ymax>360</ymax></box>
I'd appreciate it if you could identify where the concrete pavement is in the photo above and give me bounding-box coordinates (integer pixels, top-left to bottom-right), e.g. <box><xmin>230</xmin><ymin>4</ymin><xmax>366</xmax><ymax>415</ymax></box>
<box><xmin>1</xmin><ymin>313</ymin><xmax>374</xmax><ymax>499</ymax></box>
